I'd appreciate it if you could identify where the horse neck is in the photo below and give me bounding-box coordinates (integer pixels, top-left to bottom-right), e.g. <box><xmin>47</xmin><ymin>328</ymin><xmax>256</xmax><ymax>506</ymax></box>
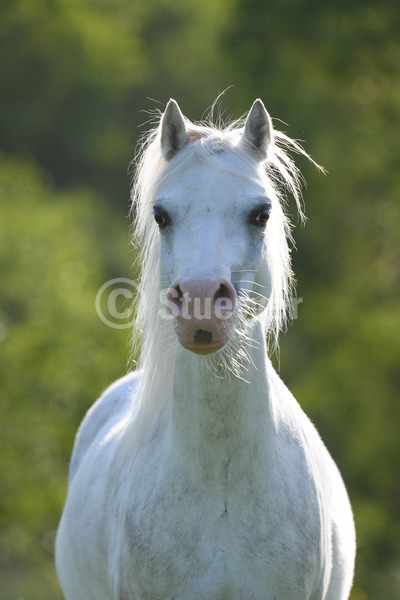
<box><xmin>168</xmin><ymin>320</ymin><xmax>275</xmax><ymax>475</ymax></box>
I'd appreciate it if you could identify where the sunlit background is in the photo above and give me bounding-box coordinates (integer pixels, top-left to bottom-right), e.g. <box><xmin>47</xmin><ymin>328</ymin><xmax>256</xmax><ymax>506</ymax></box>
<box><xmin>1</xmin><ymin>1</ymin><xmax>399</xmax><ymax>598</ymax></box>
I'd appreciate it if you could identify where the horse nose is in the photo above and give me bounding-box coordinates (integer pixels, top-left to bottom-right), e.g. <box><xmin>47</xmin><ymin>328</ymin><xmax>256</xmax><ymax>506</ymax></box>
<box><xmin>166</xmin><ymin>278</ymin><xmax>236</xmax><ymax>322</ymax></box>
<box><xmin>166</xmin><ymin>278</ymin><xmax>237</xmax><ymax>353</ymax></box>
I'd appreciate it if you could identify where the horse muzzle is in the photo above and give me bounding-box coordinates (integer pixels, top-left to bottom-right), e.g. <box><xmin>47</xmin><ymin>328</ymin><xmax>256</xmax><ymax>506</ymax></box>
<box><xmin>166</xmin><ymin>277</ymin><xmax>237</xmax><ymax>355</ymax></box>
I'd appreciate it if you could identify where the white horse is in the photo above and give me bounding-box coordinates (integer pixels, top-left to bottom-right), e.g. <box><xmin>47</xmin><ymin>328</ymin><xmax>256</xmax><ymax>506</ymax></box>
<box><xmin>56</xmin><ymin>99</ymin><xmax>356</xmax><ymax>600</ymax></box>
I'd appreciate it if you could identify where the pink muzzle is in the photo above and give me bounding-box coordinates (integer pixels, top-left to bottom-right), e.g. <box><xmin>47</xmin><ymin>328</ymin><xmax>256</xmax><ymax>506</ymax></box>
<box><xmin>166</xmin><ymin>278</ymin><xmax>237</xmax><ymax>354</ymax></box>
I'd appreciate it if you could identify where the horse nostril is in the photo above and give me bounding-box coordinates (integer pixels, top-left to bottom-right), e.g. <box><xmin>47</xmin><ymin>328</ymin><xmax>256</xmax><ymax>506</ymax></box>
<box><xmin>166</xmin><ymin>283</ymin><xmax>184</xmax><ymax>316</ymax></box>
<box><xmin>174</xmin><ymin>284</ymin><xmax>183</xmax><ymax>301</ymax></box>
<box><xmin>213</xmin><ymin>283</ymin><xmax>236</xmax><ymax>319</ymax></box>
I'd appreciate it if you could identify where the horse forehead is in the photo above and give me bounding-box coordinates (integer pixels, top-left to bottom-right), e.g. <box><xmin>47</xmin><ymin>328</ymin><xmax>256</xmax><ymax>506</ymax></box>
<box><xmin>166</xmin><ymin>161</ymin><xmax>264</xmax><ymax>209</ymax></box>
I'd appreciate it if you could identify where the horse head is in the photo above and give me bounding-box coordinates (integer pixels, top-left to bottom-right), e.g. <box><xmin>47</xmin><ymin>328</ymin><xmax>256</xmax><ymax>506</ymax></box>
<box><xmin>155</xmin><ymin>99</ymin><xmax>275</xmax><ymax>354</ymax></box>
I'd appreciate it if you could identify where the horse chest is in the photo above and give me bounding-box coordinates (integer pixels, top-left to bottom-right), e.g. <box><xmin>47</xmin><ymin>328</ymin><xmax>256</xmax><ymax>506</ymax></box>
<box><xmin>111</xmin><ymin>450</ymin><xmax>319</xmax><ymax>600</ymax></box>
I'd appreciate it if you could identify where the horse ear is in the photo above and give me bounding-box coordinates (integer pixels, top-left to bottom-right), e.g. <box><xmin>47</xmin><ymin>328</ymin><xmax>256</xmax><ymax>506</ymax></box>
<box><xmin>161</xmin><ymin>99</ymin><xmax>191</xmax><ymax>160</ymax></box>
<box><xmin>240</xmin><ymin>99</ymin><xmax>273</xmax><ymax>160</ymax></box>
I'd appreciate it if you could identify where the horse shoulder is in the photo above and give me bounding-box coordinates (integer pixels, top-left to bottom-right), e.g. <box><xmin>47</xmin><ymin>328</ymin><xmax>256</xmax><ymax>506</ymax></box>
<box><xmin>270</xmin><ymin>369</ymin><xmax>355</xmax><ymax>596</ymax></box>
<box><xmin>68</xmin><ymin>371</ymin><xmax>140</xmax><ymax>483</ymax></box>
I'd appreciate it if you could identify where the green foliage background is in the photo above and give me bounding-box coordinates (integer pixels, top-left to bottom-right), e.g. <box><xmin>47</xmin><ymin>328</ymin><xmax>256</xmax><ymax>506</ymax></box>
<box><xmin>0</xmin><ymin>0</ymin><xmax>399</xmax><ymax>598</ymax></box>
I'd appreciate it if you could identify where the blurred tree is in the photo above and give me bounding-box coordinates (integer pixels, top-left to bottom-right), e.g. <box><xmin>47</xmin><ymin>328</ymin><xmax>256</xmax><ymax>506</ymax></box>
<box><xmin>0</xmin><ymin>154</ymin><xmax>134</xmax><ymax>597</ymax></box>
<box><xmin>0</xmin><ymin>0</ymin><xmax>148</xmax><ymax>207</ymax></box>
<box><xmin>0</xmin><ymin>0</ymin><xmax>233</xmax><ymax>210</ymax></box>
<box><xmin>1</xmin><ymin>0</ymin><xmax>399</xmax><ymax>597</ymax></box>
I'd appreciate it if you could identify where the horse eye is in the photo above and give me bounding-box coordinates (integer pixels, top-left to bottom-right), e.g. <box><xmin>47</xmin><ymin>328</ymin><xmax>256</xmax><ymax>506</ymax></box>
<box><xmin>255</xmin><ymin>210</ymin><xmax>270</xmax><ymax>224</ymax></box>
<box><xmin>154</xmin><ymin>213</ymin><xmax>165</xmax><ymax>226</ymax></box>
<box><xmin>153</xmin><ymin>208</ymin><xmax>170</xmax><ymax>229</ymax></box>
<box><xmin>250</xmin><ymin>204</ymin><xmax>271</xmax><ymax>227</ymax></box>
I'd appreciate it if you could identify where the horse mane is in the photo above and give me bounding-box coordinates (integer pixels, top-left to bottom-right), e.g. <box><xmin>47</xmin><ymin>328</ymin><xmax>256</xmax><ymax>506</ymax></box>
<box><xmin>126</xmin><ymin>104</ymin><xmax>320</xmax><ymax>437</ymax></box>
